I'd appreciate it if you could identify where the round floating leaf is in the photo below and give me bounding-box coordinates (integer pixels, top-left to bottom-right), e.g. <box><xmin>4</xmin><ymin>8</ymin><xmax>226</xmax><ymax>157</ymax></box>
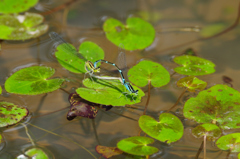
<box><xmin>174</xmin><ymin>55</ymin><xmax>215</xmax><ymax>76</ymax></box>
<box><xmin>0</xmin><ymin>13</ymin><xmax>48</xmax><ymax>40</ymax></box>
<box><xmin>216</xmin><ymin>133</ymin><xmax>240</xmax><ymax>152</ymax></box>
<box><xmin>16</xmin><ymin>147</ymin><xmax>49</xmax><ymax>159</ymax></box>
<box><xmin>200</xmin><ymin>24</ymin><xmax>226</xmax><ymax>38</ymax></box>
<box><xmin>96</xmin><ymin>145</ymin><xmax>123</xmax><ymax>158</ymax></box>
<box><xmin>76</xmin><ymin>77</ymin><xmax>144</xmax><ymax>106</ymax></box>
<box><xmin>0</xmin><ymin>86</ymin><xmax>2</xmax><ymax>94</ymax></box>
<box><xmin>5</xmin><ymin>66</ymin><xmax>65</xmax><ymax>95</ymax></box>
<box><xmin>103</xmin><ymin>17</ymin><xmax>155</xmax><ymax>50</ymax></box>
<box><xmin>128</xmin><ymin>60</ymin><xmax>170</xmax><ymax>87</ymax></box>
<box><xmin>177</xmin><ymin>76</ymin><xmax>207</xmax><ymax>92</ymax></box>
<box><xmin>0</xmin><ymin>0</ymin><xmax>38</xmax><ymax>14</ymax></box>
<box><xmin>139</xmin><ymin>113</ymin><xmax>183</xmax><ymax>144</ymax></box>
<box><xmin>117</xmin><ymin>136</ymin><xmax>158</xmax><ymax>156</ymax></box>
<box><xmin>0</xmin><ymin>102</ymin><xmax>28</xmax><ymax>127</ymax></box>
<box><xmin>192</xmin><ymin>123</ymin><xmax>221</xmax><ymax>141</ymax></box>
<box><xmin>184</xmin><ymin>84</ymin><xmax>240</xmax><ymax>129</ymax></box>
<box><xmin>55</xmin><ymin>41</ymin><xmax>104</xmax><ymax>74</ymax></box>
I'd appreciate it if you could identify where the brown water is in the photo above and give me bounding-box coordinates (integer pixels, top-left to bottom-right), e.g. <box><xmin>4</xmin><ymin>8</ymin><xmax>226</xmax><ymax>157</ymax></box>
<box><xmin>1</xmin><ymin>0</ymin><xmax>240</xmax><ymax>158</ymax></box>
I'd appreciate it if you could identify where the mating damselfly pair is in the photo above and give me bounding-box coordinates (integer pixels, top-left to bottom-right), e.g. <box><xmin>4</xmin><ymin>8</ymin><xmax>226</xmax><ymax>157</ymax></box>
<box><xmin>49</xmin><ymin>32</ymin><xmax>138</xmax><ymax>96</ymax></box>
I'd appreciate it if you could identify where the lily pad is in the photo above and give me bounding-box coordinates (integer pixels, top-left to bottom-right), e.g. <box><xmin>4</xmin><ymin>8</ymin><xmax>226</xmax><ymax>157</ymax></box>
<box><xmin>0</xmin><ymin>0</ymin><xmax>38</xmax><ymax>14</ymax></box>
<box><xmin>177</xmin><ymin>76</ymin><xmax>207</xmax><ymax>92</ymax></box>
<box><xmin>16</xmin><ymin>147</ymin><xmax>49</xmax><ymax>159</ymax></box>
<box><xmin>76</xmin><ymin>77</ymin><xmax>144</xmax><ymax>106</ymax></box>
<box><xmin>128</xmin><ymin>60</ymin><xmax>170</xmax><ymax>87</ymax></box>
<box><xmin>200</xmin><ymin>24</ymin><xmax>226</xmax><ymax>38</ymax></box>
<box><xmin>183</xmin><ymin>84</ymin><xmax>240</xmax><ymax>129</ymax></box>
<box><xmin>103</xmin><ymin>17</ymin><xmax>155</xmax><ymax>50</ymax></box>
<box><xmin>192</xmin><ymin>123</ymin><xmax>221</xmax><ymax>141</ymax></box>
<box><xmin>96</xmin><ymin>145</ymin><xmax>123</xmax><ymax>158</ymax></box>
<box><xmin>216</xmin><ymin>133</ymin><xmax>240</xmax><ymax>152</ymax></box>
<box><xmin>117</xmin><ymin>136</ymin><xmax>158</xmax><ymax>156</ymax></box>
<box><xmin>5</xmin><ymin>66</ymin><xmax>65</xmax><ymax>95</ymax></box>
<box><xmin>0</xmin><ymin>13</ymin><xmax>48</xmax><ymax>40</ymax></box>
<box><xmin>54</xmin><ymin>40</ymin><xmax>104</xmax><ymax>74</ymax></box>
<box><xmin>174</xmin><ymin>55</ymin><xmax>215</xmax><ymax>76</ymax></box>
<box><xmin>0</xmin><ymin>102</ymin><xmax>28</xmax><ymax>127</ymax></box>
<box><xmin>139</xmin><ymin>113</ymin><xmax>183</xmax><ymax>144</ymax></box>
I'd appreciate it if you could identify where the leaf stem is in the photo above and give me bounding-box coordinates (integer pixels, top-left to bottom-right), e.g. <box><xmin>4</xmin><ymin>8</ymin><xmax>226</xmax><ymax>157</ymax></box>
<box><xmin>143</xmin><ymin>80</ymin><xmax>151</xmax><ymax>115</ymax></box>
<box><xmin>92</xmin><ymin>119</ymin><xmax>101</xmax><ymax>145</ymax></box>
<box><xmin>167</xmin><ymin>88</ymin><xmax>187</xmax><ymax>112</ymax></box>
<box><xmin>226</xmin><ymin>149</ymin><xmax>231</xmax><ymax>159</ymax></box>
<box><xmin>195</xmin><ymin>141</ymin><xmax>203</xmax><ymax>159</ymax></box>
<box><xmin>21</xmin><ymin>123</ymin><xmax>35</xmax><ymax>146</ymax></box>
<box><xmin>203</xmin><ymin>135</ymin><xmax>206</xmax><ymax>159</ymax></box>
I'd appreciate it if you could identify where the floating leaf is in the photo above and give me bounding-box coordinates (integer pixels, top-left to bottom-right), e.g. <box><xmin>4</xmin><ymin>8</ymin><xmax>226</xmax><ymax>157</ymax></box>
<box><xmin>5</xmin><ymin>66</ymin><xmax>65</xmax><ymax>95</ymax></box>
<box><xmin>0</xmin><ymin>13</ymin><xmax>48</xmax><ymax>40</ymax></box>
<box><xmin>16</xmin><ymin>147</ymin><xmax>49</xmax><ymax>159</ymax></box>
<box><xmin>0</xmin><ymin>86</ymin><xmax>2</xmax><ymax>94</ymax></box>
<box><xmin>96</xmin><ymin>145</ymin><xmax>123</xmax><ymax>158</ymax></box>
<box><xmin>177</xmin><ymin>76</ymin><xmax>207</xmax><ymax>92</ymax></box>
<box><xmin>192</xmin><ymin>123</ymin><xmax>221</xmax><ymax>141</ymax></box>
<box><xmin>103</xmin><ymin>17</ymin><xmax>155</xmax><ymax>50</ymax></box>
<box><xmin>238</xmin><ymin>153</ymin><xmax>240</xmax><ymax>159</ymax></box>
<box><xmin>76</xmin><ymin>77</ymin><xmax>144</xmax><ymax>106</ymax></box>
<box><xmin>216</xmin><ymin>133</ymin><xmax>240</xmax><ymax>152</ymax></box>
<box><xmin>200</xmin><ymin>24</ymin><xmax>226</xmax><ymax>38</ymax></box>
<box><xmin>174</xmin><ymin>55</ymin><xmax>215</xmax><ymax>76</ymax></box>
<box><xmin>128</xmin><ymin>60</ymin><xmax>170</xmax><ymax>87</ymax></box>
<box><xmin>117</xmin><ymin>136</ymin><xmax>158</xmax><ymax>156</ymax></box>
<box><xmin>55</xmin><ymin>41</ymin><xmax>104</xmax><ymax>74</ymax></box>
<box><xmin>0</xmin><ymin>102</ymin><xmax>28</xmax><ymax>127</ymax></box>
<box><xmin>0</xmin><ymin>0</ymin><xmax>38</xmax><ymax>14</ymax></box>
<box><xmin>139</xmin><ymin>113</ymin><xmax>183</xmax><ymax>144</ymax></box>
<box><xmin>183</xmin><ymin>84</ymin><xmax>240</xmax><ymax>129</ymax></box>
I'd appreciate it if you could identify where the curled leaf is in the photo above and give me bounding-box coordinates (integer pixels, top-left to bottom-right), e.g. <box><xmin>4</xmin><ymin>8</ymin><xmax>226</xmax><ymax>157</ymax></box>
<box><xmin>177</xmin><ymin>76</ymin><xmax>207</xmax><ymax>92</ymax></box>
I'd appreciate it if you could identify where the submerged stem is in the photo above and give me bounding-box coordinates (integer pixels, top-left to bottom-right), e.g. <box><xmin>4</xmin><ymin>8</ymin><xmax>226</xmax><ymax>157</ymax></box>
<box><xmin>92</xmin><ymin>119</ymin><xmax>101</xmax><ymax>145</ymax></box>
<box><xmin>226</xmin><ymin>149</ymin><xmax>231</xmax><ymax>159</ymax></box>
<box><xmin>167</xmin><ymin>88</ymin><xmax>187</xmax><ymax>112</ymax></box>
<box><xmin>203</xmin><ymin>135</ymin><xmax>206</xmax><ymax>159</ymax></box>
<box><xmin>143</xmin><ymin>80</ymin><xmax>151</xmax><ymax>115</ymax></box>
<box><xmin>195</xmin><ymin>141</ymin><xmax>204</xmax><ymax>159</ymax></box>
<box><xmin>21</xmin><ymin>123</ymin><xmax>35</xmax><ymax>146</ymax></box>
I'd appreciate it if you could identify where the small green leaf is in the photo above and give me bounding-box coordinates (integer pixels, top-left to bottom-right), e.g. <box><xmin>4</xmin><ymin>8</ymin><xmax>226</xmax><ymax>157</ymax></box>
<box><xmin>16</xmin><ymin>147</ymin><xmax>49</xmax><ymax>159</ymax></box>
<box><xmin>128</xmin><ymin>60</ymin><xmax>170</xmax><ymax>87</ymax></box>
<box><xmin>192</xmin><ymin>123</ymin><xmax>221</xmax><ymax>141</ymax></box>
<box><xmin>76</xmin><ymin>77</ymin><xmax>144</xmax><ymax>106</ymax></box>
<box><xmin>139</xmin><ymin>113</ymin><xmax>184</xmax><ymax>144</ymax></box>
<box><xmin>0</xmin><ymin>0</ymin><xmax>38</xmax><ymax>14</ymax></box>
<box><xmin>177</xmin><ymin>76</ymin><xmax>207</xmax><ymax>92</ymax></box>
<box><xmin>0</xmin><ymin>86</ymin><xmax>2</xmax><ymax>94</ymax></box>
<box><xmin>238</xmin><ymin>153</ymin><xmax>240</xmax><ymax>159</ymax></box>
<box><xmin>200</xmin><ymin>24</ymin><xmax>226</xmax><ymax>38</ymax></box>
<box><xmin>216</xmin><ymin>133</ymin><xmax>240</xmax><ymax>152</ymax></box>
<box><xmin>5</xmin><ymin>66</ymin><xmax>65</xmax><ymax>95</ymax></box>
<box><xmin>0</xmin><ymin>102</ymin><xmax>28</xmax><ymax>127</ymax></box>
<box><xmin>95</xmin><ymin>145</ymin><xmax>123</xmax><ymax>158</ymax></box>
<box><xmin>174</xmin><ymin>55</ymin><xmax>215</xmax><ymax>76</ymax></box>
<box><xmin>0</xmin><ymin>13</ymin><xmax>48</xmax><ymax>40</ymax></box>
<box><xmin>183</xmin><ymin>84</ymin><xmax>240</xmax><ymax>129</ymax></box>
<box><xmin>103</xmin><ymin>17</ymin><xmax>155</xmax><ymax>50</ymax></box>
<box><xmin>117</xmin><ymin>136</ymin><xmax>158</xmax><ymax>156</ymax></box>
<box><xmin>55</xmin><ymin>41</ymin><xmax>104</xmax><ymax>74</ymax></box>
<box><xmin>0</xmin><ymin>134</ymin><xmax>2</xmax><ymax>144</ymax></box>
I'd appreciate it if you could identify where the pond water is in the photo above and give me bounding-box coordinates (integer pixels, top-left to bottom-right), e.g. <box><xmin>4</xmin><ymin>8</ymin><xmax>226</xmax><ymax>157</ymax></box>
<box><xmin>0</xmin><ymin>0</ymin><xmax>240</xmax><ymax>158</ymax></box>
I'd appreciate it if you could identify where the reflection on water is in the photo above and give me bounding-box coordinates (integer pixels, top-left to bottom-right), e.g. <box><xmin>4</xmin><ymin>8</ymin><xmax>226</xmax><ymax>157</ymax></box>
<box><xmin>0</xmin><ymin>0</ymin><xmax>240</xmax><ymax>158</ymax></box>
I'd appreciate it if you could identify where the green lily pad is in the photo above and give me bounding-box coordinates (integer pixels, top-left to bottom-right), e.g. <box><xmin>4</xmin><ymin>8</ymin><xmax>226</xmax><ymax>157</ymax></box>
<box><xmin>5</xmin><ymin>66</ymin><xmax>65</xmax><ymax>95</ymax></box>
<box><xmin>177</xmin><ymin>76</ymin><xmax>207</xmax><ymax>92</ymax></box>
<box><xmin>192</xmin><ymin>123</ymin><xmax>221</xmax><ymax>141</ymax></box>
<box><xmin>139</xmin><ymin>113</ymin><xmax>184</xmax><ymax>144</ymax></box>
<box><xmin>200</xmin><ymin>24</ymin><xmax>226</xmax><ymax>38</ymax></box>
<box><xmin>96</xmin><ymin>145</ymin><xmax>123</xmax><ymax>158</ymax></box>
<box><xmin>103</xmin><ymin>17</ymin><xmax>155</xmax><ymax>50</ymax></box>
<box><xmin>76</xmin><ymin>77</ymin><xmax>144</xmax><ymax>106</ymax></box>
<box><xmin>16</xmin><ymin>147</ymin><xmax>49</xmax><ymax>159</ymax></box>
<box><xmin>0</xmin><ymin>102</ymin><xmax>28</xmax><ymax>127</ymax></box>
<box><xmin>128</xmin><ymin>60</ymin><xmax>170</xmax><ymax>87</ymax></box>
<box><xmin>0</xmin><ymin>0</ymin><xmax>38</xmax><ymax>14</ymax></box>
<box><xmin>0</xmin><ymin>13</ymin><xmax>48</xmax><ymax>40</ymax></box>
<box><xmin>174</xmin><ymin>55</ymin><xmax>215</xmax><ymax>76</ymax></box>
<box><xmin>216</xmin><ymin>133</ymin><xmax>240</xmax><ymax>152</ymax></box>
<box><xmin>55</xmin><ymin>41</ymin><xmax>104</xmax><ymax>74</ymax></box>
<box><xmin>117</xmin><ymin>136</ymin><xmax>158</xmax><ymax>156</ymax></box>
<box><xmin>0</xmin><ymin>86</ymin><xmax>2</xmax><ymax>94</ymax></box>
<box><xmin>183</xmin><ymin>84</ymin><xmax>240</xmax><ymax>129</ymax></box>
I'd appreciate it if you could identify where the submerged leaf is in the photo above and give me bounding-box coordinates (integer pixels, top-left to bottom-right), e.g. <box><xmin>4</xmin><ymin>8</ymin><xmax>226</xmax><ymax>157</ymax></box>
<box><xmin>96</xmin><ymin>145</ymin><xmax>123</xmax><ymax>158</ymax></box>
<box><xmin>103</xmin><ymin>17</ymin><xmax>155</xmax><ymax>50</ymax></box>
<box><xmin>128</xmin><ymin>60</ymin><xmax>170</xmax><ymax>87</ymax></box>
<box><xmin>76</xmin><ymin>77</ymin><xmax>144</xmax><ymax>106</ymax></box>
<box><xmin>183</xmin><ymin>84</ymin><xmax>240</xmax><ymax>129</ymax></box>
<box><xmin>139</xmin><ymin>113</ymin><xmax>183</xmax><ymax>144</ymax></box>
<box><xmin>200</xmin><ymin>24</ymin><xmax>226</xmax><ymax>38</ymax></box>
<box><xmin>177</xmin><ymin>76</ymin><xmax>207</xmax><ymax>92</ymax></box>
<box><xmin>216</xmin><ymin>133</ymin><xmax>240</xmax><ymax>152</ymax></box>
<box><xmin>192</xmin><ymin>123</ymin><xmax>221</xmax><ymax>141</ymax></box>
<box><xmin>117</xmin><ymin>136</ymin><xmax>158</xmax><ymax>156</ymax></box>
<box><xmin>0</xmin><ymin>86</ymin><xmax>2</xmax><ymax>94</ymax></box>
<box><xmin>174</xmin><ymin>55</ymin><xmax>215</xmax><ymax>76</ymax></box>
<box><xmin>0</xmin><ymin>102</ymin><xmax>28</xmax><ymax>127</ymax></box>
<box><xmin>16</xmin><ymin>147</ymin><xmax>49</xmax><ymax>159</ymax></box>
<box><xmin>5</xmin><ymin>66</ymin><xmax>65</xmax><ymax>95</ymax></box>
<box><xmin>0</xmin><ymin>13</ymin><xmax>48</xmax><ymax>40</ymax></box>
